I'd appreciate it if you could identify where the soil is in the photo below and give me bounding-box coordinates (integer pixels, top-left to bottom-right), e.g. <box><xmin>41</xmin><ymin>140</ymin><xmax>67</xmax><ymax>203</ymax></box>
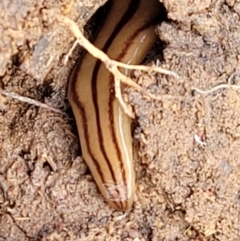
<box><xmin>1</xmin><ymin>0</ymin><xmax>240</xmax><ymax>240</ymax></box>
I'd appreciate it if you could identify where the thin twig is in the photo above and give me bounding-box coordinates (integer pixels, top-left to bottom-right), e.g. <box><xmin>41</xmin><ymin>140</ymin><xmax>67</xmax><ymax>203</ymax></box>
<box><xmin>192</xmin><ymin>84</ymin><xmax>240</xmax><ymax>95</ymax></box>
<box><xmin>58</xmin><ymin>15</ymin><xmax>179</xmax><ymax>117</ymax></box>
<box><xmin>110</xmin><ymin>60</ymin><xmax>179</xmax><ymax>79</ymax></box>
<box><xmin>0</xmin><ymin>89</ymin><xmax>62</xmax><ymax>114</ymax></box>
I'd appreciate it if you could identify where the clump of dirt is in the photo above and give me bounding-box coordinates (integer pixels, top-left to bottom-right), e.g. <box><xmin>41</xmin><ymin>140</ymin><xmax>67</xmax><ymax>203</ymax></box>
<box><xmin>1</xmin><ymin>0</ymin><xmax>240</xmax><ymax>240</ymax></box>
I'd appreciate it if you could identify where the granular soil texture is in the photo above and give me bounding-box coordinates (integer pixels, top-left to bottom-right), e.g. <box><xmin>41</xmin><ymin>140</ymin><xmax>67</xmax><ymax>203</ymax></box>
<box><xmin>0</xmin><ymin>0</ymin><xmax>240</xmax><ymax>240</ymax></box>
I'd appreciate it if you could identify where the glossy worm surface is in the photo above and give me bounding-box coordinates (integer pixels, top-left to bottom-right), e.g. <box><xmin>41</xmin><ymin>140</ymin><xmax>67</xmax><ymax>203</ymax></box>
<box><xmin>68</xmin><ymin>0</ymin><xmax>162</xmax><ymax>210</ymax></box>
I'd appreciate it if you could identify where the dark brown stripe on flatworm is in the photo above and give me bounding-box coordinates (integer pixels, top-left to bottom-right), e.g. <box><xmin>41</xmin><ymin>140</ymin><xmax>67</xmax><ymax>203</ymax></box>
<box><xmin>69</xmin><ymin>66</ymin><xmax>105</xmax><ymax>186</ymax></box>
<box><xmin>91</xmin><ymin>0</ymin><xmax>142</xmax><ymax>208</ymax></box>
<box><xmin>106</xmin><ymin>2</ymin><xmax>162</xmax><ymax>204</ymax></box>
